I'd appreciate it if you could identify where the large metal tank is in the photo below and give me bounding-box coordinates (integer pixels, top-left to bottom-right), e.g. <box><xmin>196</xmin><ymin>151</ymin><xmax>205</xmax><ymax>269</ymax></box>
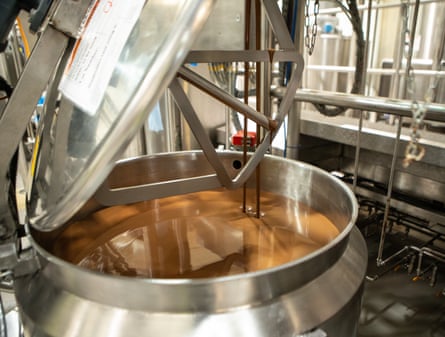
<box><xmin>14</xmin><ymin>151</ymin><xmax>367</xmax><ymax>337</ymax></box>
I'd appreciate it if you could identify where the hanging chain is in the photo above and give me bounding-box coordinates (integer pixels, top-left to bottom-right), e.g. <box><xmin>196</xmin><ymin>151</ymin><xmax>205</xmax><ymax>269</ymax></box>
<box><xmin>402</xmin><ymin>0</ymin><xmax>431</xmax><ymax>168</ymax></box>
<box><xmin>304</xmin><ymin>0</ymin><xmax>320</xmax><ymax>56</ymax></box>
<box><xmin>401</xmin><ymin>0</ymin><xmax>410</xmax><ymax>60</ymax></box>
<box><xmin>403</xmin><ymin>65</ymin><xmax>442</xmax><ymax>167</ymax></box>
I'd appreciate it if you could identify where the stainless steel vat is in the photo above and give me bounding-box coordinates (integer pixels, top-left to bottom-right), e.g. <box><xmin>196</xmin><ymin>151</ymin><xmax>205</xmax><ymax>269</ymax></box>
<box><xmin>15</xmin><ymin>152</ymin><xmax>367</xmax><ymax>337</ymax></box>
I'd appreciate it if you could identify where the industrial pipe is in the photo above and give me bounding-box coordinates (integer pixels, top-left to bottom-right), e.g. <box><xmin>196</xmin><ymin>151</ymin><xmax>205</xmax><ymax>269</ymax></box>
<box><xmin>271</xmin><ymin>87</ymin><xmax>445</xmax><ymax>122</ymax></box>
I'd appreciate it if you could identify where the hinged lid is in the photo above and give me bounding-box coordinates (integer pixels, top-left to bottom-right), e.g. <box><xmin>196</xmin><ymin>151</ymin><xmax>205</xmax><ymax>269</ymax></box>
<box><xmin>26</xmin><ymin>0</ymin><xmax>216</xmax><ymax>231</ymax></box>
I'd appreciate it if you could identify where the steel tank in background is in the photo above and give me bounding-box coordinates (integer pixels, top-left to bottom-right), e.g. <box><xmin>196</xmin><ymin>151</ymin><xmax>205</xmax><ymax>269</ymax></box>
<box><xmin>306</xmin><ymin>34</ymin><xmax>352</xmax><ymax>93</ymax></box>
<box><xmin>304</xmin><ymin>1</ymin><xmax>445</xmax><ymax>104</ymax></box>
<box><xmin>417</xmin><ymin>1</ymin><xmax>445</xmax><ymax>105</ymax></box>
<box><xmin>15</xmin><ymin>151</ymin><xmax>367</xmax><ymax>337</ymax></box>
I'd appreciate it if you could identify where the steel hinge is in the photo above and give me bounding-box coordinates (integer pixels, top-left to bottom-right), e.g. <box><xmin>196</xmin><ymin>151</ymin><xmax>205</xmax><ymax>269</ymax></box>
<box><xmin>0</xmin><ymin>233</ymin><xmax>40</xmax><ymax>288</ymax></box>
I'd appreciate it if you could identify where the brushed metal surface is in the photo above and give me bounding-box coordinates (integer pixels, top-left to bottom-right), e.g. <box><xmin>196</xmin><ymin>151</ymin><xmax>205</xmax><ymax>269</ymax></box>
<box><xmin>16</xmin><ymin>229</ymin><xmax>366</xmax><ymax>337</ymax></box>
<box><xmin>15</xmin><ymin>153</ymin><xmax>365</xmax><ymax>337</ymax></box>
<box><xmin>26</xmin><ymin>0</ymin><xmax>217</xmax><ymax>232</ymax></box>
<box><xmin>296</xmin><ymin>111</ymin><xmax>445</xmax><ymax>205</ymax></box>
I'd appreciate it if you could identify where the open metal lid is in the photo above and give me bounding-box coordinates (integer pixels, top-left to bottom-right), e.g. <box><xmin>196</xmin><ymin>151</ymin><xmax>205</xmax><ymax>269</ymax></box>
<box><xmin>26</xmin><ymin>0</ymin><xmax>216</xmax><ymax>231</ymax></box>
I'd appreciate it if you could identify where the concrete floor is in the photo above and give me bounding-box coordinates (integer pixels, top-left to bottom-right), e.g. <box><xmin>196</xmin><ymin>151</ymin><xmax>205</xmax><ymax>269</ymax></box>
<box><xmin>358</xmin><ymin>229</ymin><xmax>445</xmax><ymax>337</ymax></box>
<box><xmin>359</xmin><ymin>274</ymin><xmax>445</xmax><ymax>337</ymax></box>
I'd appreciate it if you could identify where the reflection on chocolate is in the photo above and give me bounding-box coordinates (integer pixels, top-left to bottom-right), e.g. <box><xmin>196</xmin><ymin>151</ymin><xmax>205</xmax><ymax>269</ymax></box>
<box><xmin>49</xmin><ymin>189</ymin><xmax>339</xmax><ymax>278</ymax></box>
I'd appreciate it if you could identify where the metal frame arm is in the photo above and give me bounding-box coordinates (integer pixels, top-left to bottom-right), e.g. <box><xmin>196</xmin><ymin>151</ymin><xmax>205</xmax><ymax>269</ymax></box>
<box><xmin>0</xmin><ymin>0</ymin><xmax>92</xmax><ymax>239</ymax></box>
<box><xmin>0</xmin><ymin>26</ymin><xmax>70</xmax><ymax>239</ymax></box>
<box><xmin>95</xmin><ymin>0</ymin><xmax>305</xmax><ymax>206</ymax></box>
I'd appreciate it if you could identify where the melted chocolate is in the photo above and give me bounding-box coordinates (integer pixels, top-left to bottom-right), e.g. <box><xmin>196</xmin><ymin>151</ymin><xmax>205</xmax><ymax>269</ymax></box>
<box><xmin>49</xmin><ymin>189</ymin><xmax>339</xmax><ymax>278</ymax></box>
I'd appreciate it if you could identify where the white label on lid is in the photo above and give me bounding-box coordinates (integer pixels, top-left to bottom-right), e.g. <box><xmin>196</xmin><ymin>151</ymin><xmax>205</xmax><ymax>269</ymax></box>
<box><xmin>59</xmin><ymin>0</ymin><xmax>145</xmax><ymax>116</ymax></box>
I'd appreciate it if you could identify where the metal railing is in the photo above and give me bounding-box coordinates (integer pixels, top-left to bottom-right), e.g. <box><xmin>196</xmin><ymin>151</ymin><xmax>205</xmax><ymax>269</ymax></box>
<box><xmin>272</xmin><ymin>85</ymin><xmax>445</xmax><ymax>283</ymax></box>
